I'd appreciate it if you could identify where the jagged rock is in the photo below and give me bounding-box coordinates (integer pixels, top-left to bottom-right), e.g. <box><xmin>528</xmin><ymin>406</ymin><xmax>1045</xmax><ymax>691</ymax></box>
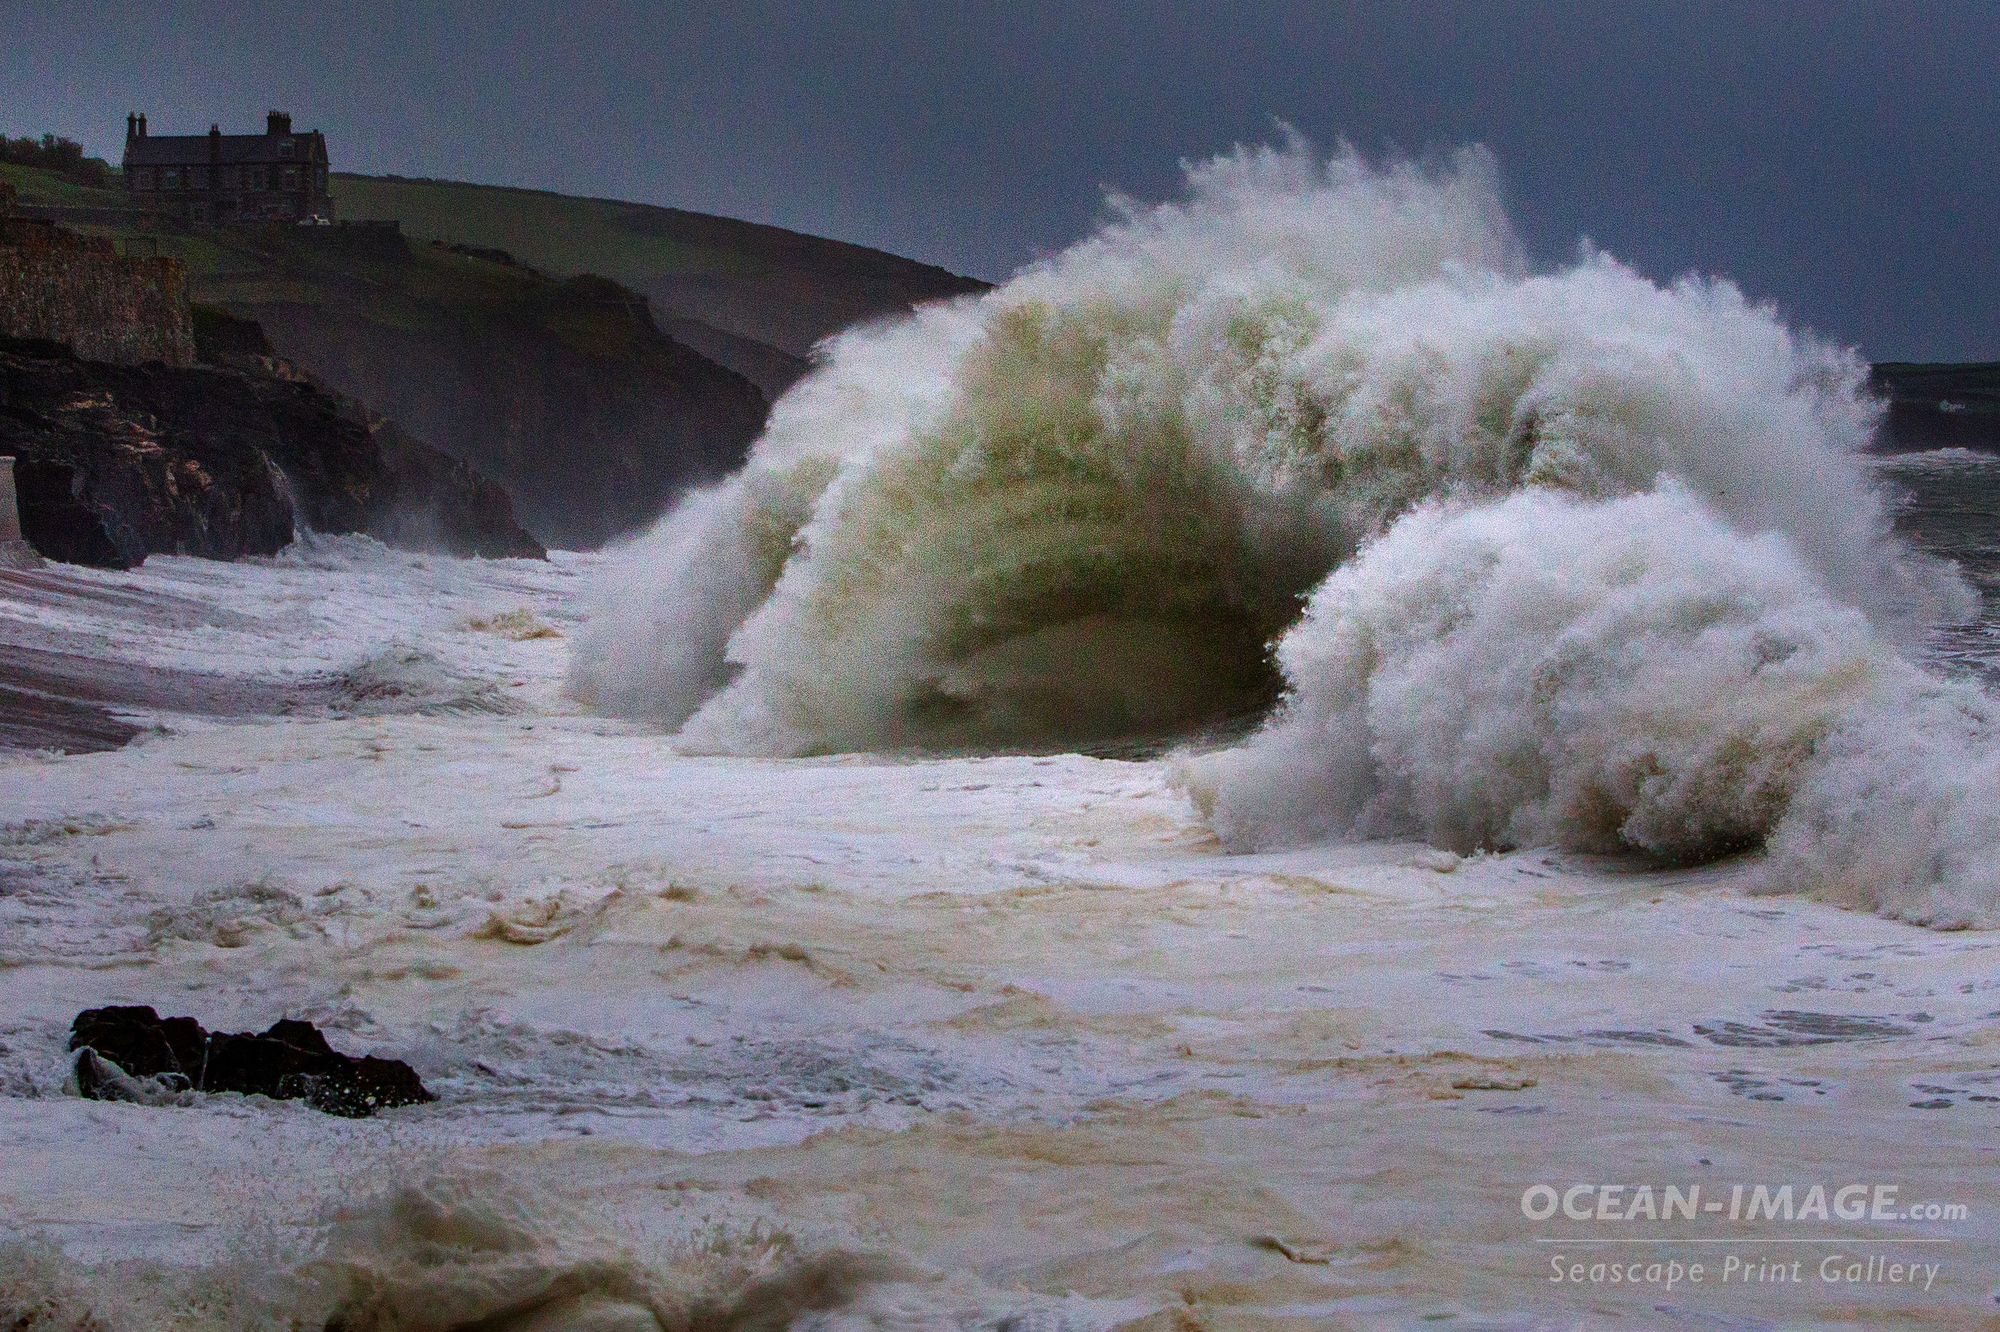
<box><xmin>68</xmin><ymin>1005</ymin><xmax>434</xmax><ymax>1118</ymax></box>
<box><xmin>4</xmin><ymin>345</ymin><xmax>296</xmax><ymax>567</ymax></box>
<box><xmin>243</xmin><ymin>263</ymin><xmax>773</xmax><ymax>548</ymax></box>
<box><xmin>0</xmin><ymin>336</ymin><xmax>544</xmax><ymax>567</ymax></box>
<box><xmin>189</xmin><ymin>302</ymin><xmax>276</xmax><ymax>363</ymax></box>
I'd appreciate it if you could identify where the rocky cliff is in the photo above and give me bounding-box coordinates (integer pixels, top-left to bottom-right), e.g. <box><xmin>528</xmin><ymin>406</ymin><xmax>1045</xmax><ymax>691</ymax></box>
<box><xmin>3</xmin><ymin>163</ymin><xmax>981</xmax><ymax>546</ymax></box>
<box><xmin>3</xmin><ymin>161</ymin><xmax>988</xmax><ymax>544</ymax></box>
<box><xmin>0</xmin><ymin>335</ymin><xmax>542</xmax><ymax>568</ymax></box>
<box><xmin>184</xmin><ymin>229</ymin><xmax>769</xmax><ymax>548</ymax></box>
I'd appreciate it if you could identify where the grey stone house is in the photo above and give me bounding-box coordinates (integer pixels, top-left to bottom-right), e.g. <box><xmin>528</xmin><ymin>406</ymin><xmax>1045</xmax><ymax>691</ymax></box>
<box><xmin>121</xmin><ymin>111</ymin><xmax>333</xmax><ymax>226</ymax></box>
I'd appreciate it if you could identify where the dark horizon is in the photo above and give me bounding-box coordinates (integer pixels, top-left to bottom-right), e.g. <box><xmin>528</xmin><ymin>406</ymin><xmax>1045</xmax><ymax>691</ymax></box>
<box><xmin>6</xmin><ymin>0</ymin><xmax>1997</xmax><ymax>361</ymax></box>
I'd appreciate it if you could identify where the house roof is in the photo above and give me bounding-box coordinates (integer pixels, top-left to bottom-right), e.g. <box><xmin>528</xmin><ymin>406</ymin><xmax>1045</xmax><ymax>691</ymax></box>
<box><xmin>123</xmin><ymin>132</ymin><xmax>327</xmax><ymax>168</ymax></box>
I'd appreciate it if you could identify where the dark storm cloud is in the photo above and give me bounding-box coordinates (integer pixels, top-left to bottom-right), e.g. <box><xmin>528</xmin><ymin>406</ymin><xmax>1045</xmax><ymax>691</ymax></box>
<box><xmin>5</xmin><ymin>0</ymin><xmax>1996</xmax><ymax>358</ymax></box>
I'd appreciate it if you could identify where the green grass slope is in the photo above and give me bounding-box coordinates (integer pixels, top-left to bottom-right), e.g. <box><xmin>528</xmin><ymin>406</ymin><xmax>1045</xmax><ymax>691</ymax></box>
<box><xmin>333</xmin><ymin>173</ymin><xmax>989</xmax><ymax>389</ymax></box>
<box><xmin>0</xmin><ymin>162</ymin><xmax>127</xmax><ymax>208</ymax></box>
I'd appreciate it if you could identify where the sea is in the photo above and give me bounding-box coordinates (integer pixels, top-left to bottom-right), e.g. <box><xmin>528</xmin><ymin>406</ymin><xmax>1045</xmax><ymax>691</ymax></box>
<box><xmin>3</xmin><ymin>142</ymin><xmax>2000</xmax><ymax>1328</ymax></box>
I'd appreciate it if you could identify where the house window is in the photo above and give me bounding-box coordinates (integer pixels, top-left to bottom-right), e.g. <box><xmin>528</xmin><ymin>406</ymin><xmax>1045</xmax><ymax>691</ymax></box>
<box><xmin>281</xmin><ymin>165</ymin><xmax>300</xmax><ymax>190</ymax></box>
<box><xmin>246</xmin><ymin>166</ymin><xmax>267</xmax><ymax>191</ymax></box>
<box><xmin>190</xmin><ymin>166</ymin><xmax>209</xmax><ymax>189</ymax></box>
<box><xmin>162</xmin><ymin>167</ymin><xmax>181</xmax><ymax>190</ymax></box>
<box><xmin>132</xmin><ymin>168</ymin><xmax>154</xmax><ymax>190</ymax></box>
<box><xmin>278</xmin><ymin>138</ymin><xmax>294</xmax><ymax>157</ymax></box>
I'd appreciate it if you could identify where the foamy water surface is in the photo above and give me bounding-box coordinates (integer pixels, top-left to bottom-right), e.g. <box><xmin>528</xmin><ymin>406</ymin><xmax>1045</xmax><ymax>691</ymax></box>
<box><xmin>7</xmin><ymin>140</ymin><xmax>2000</xmax><ymax>1326</ymax></box>
<box><xmin>0</xmin><ymin>530</ymin><xmax>1996</xmax><ymax>1326</ymax></box>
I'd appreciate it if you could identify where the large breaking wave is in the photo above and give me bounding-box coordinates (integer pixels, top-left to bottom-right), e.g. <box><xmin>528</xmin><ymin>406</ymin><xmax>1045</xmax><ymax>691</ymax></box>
<box><xmin>575</xmin><ymin>140</ymin><xmax>1999</xmax><ymax>926</ymax></box>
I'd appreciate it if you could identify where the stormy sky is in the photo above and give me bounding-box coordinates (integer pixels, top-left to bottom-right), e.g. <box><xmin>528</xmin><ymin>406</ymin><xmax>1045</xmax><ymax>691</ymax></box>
<box><xmin>6</xmin><ymin>0</ymin><xmax>1997</xmax><ymax>360</ymax></box>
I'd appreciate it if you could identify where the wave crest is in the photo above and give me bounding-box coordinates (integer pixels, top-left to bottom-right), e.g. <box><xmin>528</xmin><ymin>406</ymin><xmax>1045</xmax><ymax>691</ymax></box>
<box><xmin>576</xmin><ymin>142</ymin><xmax>1947</xmax><ymax>753</ymax></box>
<box><xmin>1177</xmin><ymin>486</ymin><xmax>2000</xmax><ymax>925</ymax></box>
<box><xmin>572</xmin><ymin>139</ymin><xmax>1995</xmax><ymax>924</ymax></box>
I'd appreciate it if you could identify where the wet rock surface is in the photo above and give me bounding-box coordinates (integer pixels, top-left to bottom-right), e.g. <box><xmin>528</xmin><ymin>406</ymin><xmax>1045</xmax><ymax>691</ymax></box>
<box><xmin>0</xmin><ymin>336</ymin><xmax>543</xmax><ymax>568</ymax></box>
<box><xmin>69</xmin><ymin>1005</ymin><xmax>434</xmax><ymax>1118</ymax></box>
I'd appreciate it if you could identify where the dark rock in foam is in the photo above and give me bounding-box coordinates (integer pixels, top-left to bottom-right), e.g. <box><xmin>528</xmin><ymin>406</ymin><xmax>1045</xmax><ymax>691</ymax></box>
<box><xmin>68</xmin><ymin>1004</ymin><xmax>434</xmax><ymax>1118</ymax></box>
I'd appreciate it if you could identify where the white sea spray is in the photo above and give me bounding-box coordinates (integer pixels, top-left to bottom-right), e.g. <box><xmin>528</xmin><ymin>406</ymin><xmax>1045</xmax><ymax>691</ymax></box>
<box><xmin>575</xmin><ymin>139</ymin><xmax>1994</xmax><ymax>924</ymax></box>
<box><xmin>1178</xmin><ymin>487</ymin><xmax>2000</xmax><ymax>925</ymax></box>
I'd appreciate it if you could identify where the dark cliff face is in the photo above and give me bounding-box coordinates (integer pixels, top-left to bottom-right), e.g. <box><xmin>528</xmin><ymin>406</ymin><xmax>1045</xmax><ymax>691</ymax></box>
<box><xmin>0</xmin><ymin>336</ymin><xmax>543</xmax><ymax>569</ymax></box>
<box><xmin>367</xmin><ymin>414</ymin><xmax>551</xmax><ymax>559</ymax></box>
<box><xmin>249</xmin><ymin>295</ymin><xmax>767</xmax><ymax>550</ymax></box>
<box><xmin>5</xmin><ymin>171</ymin><xmax>980</xmax><ymax>548</ymax></box>
<box><xmin>187</xmin><ymin>230</ymin><xmax>770</xmax><ymax>550</ymax></box>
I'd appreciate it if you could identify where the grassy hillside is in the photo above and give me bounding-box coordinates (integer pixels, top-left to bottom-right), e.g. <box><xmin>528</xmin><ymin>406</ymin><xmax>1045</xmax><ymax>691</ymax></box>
<box><xmin>11</xmin><ymin>193</ymin><xmax>672</xmax><ymax>370</ymax></box>
<box><xmin>6</xmin><ymin>163</ymin><xmax>988</xmax><ymax>394</ymax></box>
<box><xmin>0</xmin><ymin>162</ymin><xmax>126</xmax><ymax>208</ymax></box>
<box><xmin>332</xmin><ymin>173</ymin><xmax>988</xmax><ymax>392</ymax></box>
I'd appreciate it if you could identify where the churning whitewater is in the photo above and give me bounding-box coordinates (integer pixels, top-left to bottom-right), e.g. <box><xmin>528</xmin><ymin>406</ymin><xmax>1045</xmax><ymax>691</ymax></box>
<box><xmin>576</xmin><ymin>140</ymin><xmax>2000</xmax><ymax>926</ymax></box>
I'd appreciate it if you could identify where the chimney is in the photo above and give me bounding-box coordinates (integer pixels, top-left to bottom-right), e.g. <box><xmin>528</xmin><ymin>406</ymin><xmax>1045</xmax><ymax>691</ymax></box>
<box><xmin>137</xmin><ymin>112</ymin><xmax>147</xmax><ymax>138</ymax></box>
<box><xmin>267</xmin><ymin>110</ymin><xmax>291</xmax><ymax>137</ymax></box>
<box><xmin>210</xmin><ymin>123</ymin><xmax>222</xmax><ymax>165</ymax></box>
<box><xmin>126</xmin><ymin>112</ymin><xmax>137</xmax><ymax>140</ymax></box>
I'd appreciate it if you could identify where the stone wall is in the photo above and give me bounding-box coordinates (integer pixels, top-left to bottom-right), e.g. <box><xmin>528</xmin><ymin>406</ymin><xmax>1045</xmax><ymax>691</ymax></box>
<box><xmin>0</xmin><ymin>219</ymin><xmax>195</xmax><ymax>367</ymax></box>
<box><xmin>0</xmin><ymin>455</ymin><xmax>21</xmax><ymax>541</ymax></box>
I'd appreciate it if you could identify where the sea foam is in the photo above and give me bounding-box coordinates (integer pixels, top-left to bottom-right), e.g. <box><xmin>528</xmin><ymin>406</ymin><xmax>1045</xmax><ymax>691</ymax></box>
<box><xmin>1178</xmin><ymin>486</ymin><xmax>2000</xmax><ymax>925</ymax></box>
<box><xmin>575</xmin><ymin>139</ymin><xmax>1994</xmax><ymax>924</ymax></box>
